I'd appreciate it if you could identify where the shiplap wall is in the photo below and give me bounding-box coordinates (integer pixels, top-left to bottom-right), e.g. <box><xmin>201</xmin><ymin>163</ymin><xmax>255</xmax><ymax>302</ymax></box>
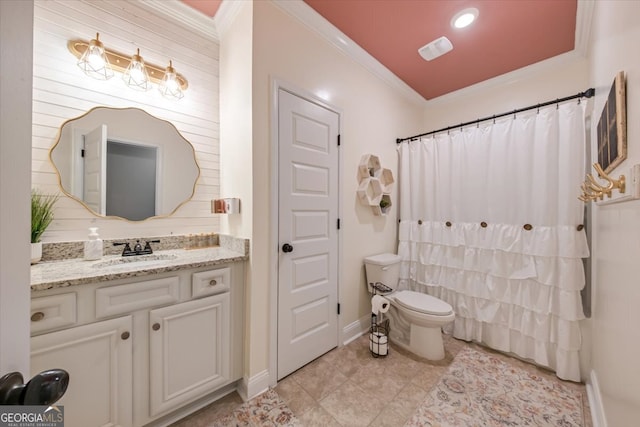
<box><xmin>33</xmin><ymin>0</ymin><xmax>220</xmax><ymax>242</ymax></box>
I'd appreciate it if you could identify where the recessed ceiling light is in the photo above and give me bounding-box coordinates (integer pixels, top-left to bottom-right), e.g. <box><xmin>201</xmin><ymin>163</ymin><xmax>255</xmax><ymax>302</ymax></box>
<box><xmin>452</xmin><ymin>8</ymin><xmax>479</xmax><ymax>29</ymax></box>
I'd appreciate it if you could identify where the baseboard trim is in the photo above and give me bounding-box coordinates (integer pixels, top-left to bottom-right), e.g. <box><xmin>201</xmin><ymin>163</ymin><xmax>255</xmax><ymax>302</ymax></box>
<box><xmin>237</xmin><ymin>369</ymin><xmax>270</xmax><ymax>401</ymax></box>
<box><xmin>586</xmin><ymin>370</ymin><xmax>607</xmax><ymax>427</ymax></box>
<box><xmin>148</xmin><ymin>381</ymin><xmax>238</xmax><ymax>426</ymax></box>
<box><xmin>342</xmin><ymin>314</ymin><xmax>371</xmax><ymax>345</ymax></box>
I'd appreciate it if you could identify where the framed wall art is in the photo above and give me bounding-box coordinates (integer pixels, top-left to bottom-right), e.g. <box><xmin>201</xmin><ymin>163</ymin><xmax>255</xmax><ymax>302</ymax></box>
<box><xmin>597</xmin><ymin>71</ymin><xmax>627</xmax><ymax>174</ymax></box>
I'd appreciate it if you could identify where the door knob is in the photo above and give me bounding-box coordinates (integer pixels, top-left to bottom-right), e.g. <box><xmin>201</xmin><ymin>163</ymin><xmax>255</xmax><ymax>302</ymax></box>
<box><xmin>282</xmin><ymin>243</ymin><xmax>293</xmax><ymax>253</ymax></box>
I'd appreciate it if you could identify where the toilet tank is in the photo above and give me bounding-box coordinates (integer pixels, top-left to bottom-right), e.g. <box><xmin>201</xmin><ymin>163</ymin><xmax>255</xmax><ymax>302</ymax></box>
<box><xmin>364</xmin><ymin>253</ymin><xmax>402</xmax><ymax>294</ymax></box>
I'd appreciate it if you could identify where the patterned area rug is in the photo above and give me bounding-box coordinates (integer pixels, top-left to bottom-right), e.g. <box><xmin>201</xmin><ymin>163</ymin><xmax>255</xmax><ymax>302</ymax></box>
<box><xmin>212</xmin><ymin>389</ymin><xmax>300</xmax><ymax>426</ymax></box>
<box><xmin>405</xmin><ymin>347</ymin><xmax>586</xmax><ymax>427</ymax></box>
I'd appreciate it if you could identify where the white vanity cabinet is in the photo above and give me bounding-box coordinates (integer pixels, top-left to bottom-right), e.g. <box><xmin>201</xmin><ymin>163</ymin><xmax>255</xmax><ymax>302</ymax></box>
<box><xmin>148</xmin><ymin>293</ymin><xmax>229</xmax><ymax>416</ymax></box>
<box><xmin>31</xmin><ymin>315</ymin><xmax>133</xmax><ymax>427</ymax></box>
<box><xmin>30</xmin><ymin>262</ymin><xmax>244</xmax><ymax>427</ymax></box>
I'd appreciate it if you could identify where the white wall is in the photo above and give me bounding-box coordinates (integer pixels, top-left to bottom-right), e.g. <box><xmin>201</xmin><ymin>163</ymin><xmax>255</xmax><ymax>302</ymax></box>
<box><xmin>0</xmin><ymin>0</ymin><xmax>33</xmax><ymax>376</ymax></box>
<box><xmin>33</xmin><ymin>0</ymin><xmax>220</xmax><ymax>241</ymax></box>
<box><xmin>219</xmin><ymin>0</ymin><xmax>254</xmax><ymax>381</ymax></box>
<box><xmin>219</xmin><ymin>2</ymin><xmax>253</xmax><ymax>240</ymax></box>
<box><xmin>587</xmin><ymin>2</ymin><xmax>640</xmax><ymax>425</ymax></box>
<box><xmin>242</xmin><ymin>0</ymin><xmax>424</xmax><ymax>379</ymax></box>
<box><xmin>423</xmin><ymin>57</ymin><xmax>589</xmax><ymax>130</ymax></box>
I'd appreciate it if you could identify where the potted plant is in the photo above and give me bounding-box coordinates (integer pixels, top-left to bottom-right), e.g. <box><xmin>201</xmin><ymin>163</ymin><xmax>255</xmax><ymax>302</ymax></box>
<box><xmin>31</xmin><ymin>189</ymin><xmax>58</xmax><ymax>264</ymax></box>
<box><xmin>379</xmin><ymin>196</ymin><xmax>392</xmax><ymax>215</ymax></box>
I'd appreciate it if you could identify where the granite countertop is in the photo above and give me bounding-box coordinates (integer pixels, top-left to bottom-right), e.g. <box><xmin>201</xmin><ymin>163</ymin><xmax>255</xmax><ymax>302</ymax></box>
<box><xmin>31</xmin><ymin>246</ymin><xmax>247</xmax><ymax>291</ymax></box>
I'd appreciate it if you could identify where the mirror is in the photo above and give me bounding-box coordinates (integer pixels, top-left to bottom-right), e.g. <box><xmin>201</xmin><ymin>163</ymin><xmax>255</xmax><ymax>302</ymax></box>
<box><xmin>50</xmin><ymin>107</ymin><xmax>200</xmax><ymax>221</ymax></box>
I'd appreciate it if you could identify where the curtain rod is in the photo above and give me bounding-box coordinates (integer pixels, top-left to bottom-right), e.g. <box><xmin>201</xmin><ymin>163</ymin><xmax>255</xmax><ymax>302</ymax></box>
<box><xmin>396</xmin><ymin>88</ymin><xmax>595</xmax><ymax>144</ymax></box>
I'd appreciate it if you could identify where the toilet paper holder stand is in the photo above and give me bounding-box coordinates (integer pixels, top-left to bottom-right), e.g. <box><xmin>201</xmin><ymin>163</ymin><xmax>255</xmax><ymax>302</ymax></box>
<box><xmin>370</xmin><ymin>282</ymin><xmax>390</xmax><ymax>358</ymax></box>
<box><xmin>369</xmin><ymin>318</ymin><xmax>389</xmax><ymax>358</ymax></box>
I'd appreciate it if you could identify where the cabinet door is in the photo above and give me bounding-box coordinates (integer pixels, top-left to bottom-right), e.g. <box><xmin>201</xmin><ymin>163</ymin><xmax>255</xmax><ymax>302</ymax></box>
<box><xmin>31</xmin><ymin>316</ymin><xmax>133</xmax><ymax>427</ymax></box>
<box><xmin>149</xmin><ymin>293</ymin><xmax>230</xmax><ymax>417</ymax></box>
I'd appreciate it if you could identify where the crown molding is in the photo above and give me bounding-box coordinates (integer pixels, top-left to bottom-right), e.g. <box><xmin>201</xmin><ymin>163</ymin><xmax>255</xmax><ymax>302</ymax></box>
<box><xmin>138</xmin><ymin>0</ymin><xmax>218</xmax><ymax>41</ymax></box>
<box><xmin>574</xmin><ymin>0</ymin><xmax>594</xmax><ymax>57</ymax></box>
<box><xmin>214</xmin><ymin>0</ymin><xmax>245</xmax><ymax>39</ymax></box>
<box><xmin>424</xmin><ymin>49</ymin><xmax>586</xmax><ymax>107</ymax></box>
<box><xmin>272</xmin><ymin>0</ymin><xmax>427</xmax><ymax>107</ymax></box>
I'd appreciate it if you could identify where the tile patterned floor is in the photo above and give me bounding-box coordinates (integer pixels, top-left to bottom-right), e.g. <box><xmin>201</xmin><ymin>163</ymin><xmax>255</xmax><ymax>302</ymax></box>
<box><xmin>171</xmin><ymin>334</ymin><xmax>592</xmax><ymax>426</ymax></box>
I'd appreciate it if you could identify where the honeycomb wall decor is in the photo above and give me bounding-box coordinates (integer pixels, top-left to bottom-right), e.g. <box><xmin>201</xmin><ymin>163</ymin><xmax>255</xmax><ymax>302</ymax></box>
<box><xmin>356</xmin><ymin>154</ymin><xmax>394</xmax><ymax>216</ymax></box>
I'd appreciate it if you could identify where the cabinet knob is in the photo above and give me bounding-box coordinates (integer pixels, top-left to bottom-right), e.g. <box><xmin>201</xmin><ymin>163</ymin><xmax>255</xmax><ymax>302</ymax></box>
<box><xmin>152</xmin><ymin>323</ymin><xmax>161</xmax><ymax>331</ymax></box>
<box><xmin>31</xmin><ymin>312</ymin><xmax>45</xmax><ymax>322</ymax></box>
<box><xmin>121</xmin><ymin>331</ymin><xmax>130</xmax><ymax>340</ymax></box>
<box><xmin>209</xmin><ymin>279</ymin><xmax>217</xmax><ymax>286</ymax></box>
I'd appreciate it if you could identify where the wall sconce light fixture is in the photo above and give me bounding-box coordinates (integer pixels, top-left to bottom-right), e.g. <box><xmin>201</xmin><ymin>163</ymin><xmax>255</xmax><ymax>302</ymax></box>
<box><xmin>68</xmin><ymin>34</ymin><xmax>188</xmax><ymax>98</ymax></box>
<box><xmin>122</xmin><ymin>48</ymin><xmax>150</xmax><ymax>91</ymax></box>
<box><xmin>158</xmin><ymin>61</ymin><xmax>184</xmax><ymax>100</ymax></box>
<box><xmin>76</xmin><ymin>33</ymin><xmax>114</xmax><ymax>80</ymax></box>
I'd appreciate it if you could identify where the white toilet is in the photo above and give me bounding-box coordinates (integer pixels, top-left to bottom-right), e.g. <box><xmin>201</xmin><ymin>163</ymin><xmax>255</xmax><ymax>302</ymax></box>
<box><xmin>364</xmin><ymin>253</ymin><xmax>455</xmax><ymax>360</ymax></box>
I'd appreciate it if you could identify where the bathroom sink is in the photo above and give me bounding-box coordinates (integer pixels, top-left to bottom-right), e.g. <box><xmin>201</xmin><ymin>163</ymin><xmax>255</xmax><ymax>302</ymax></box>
<box><xmin>91</xmin><ymin>254</ymin><xmax>178</xmax><ymax>269</ymax></box>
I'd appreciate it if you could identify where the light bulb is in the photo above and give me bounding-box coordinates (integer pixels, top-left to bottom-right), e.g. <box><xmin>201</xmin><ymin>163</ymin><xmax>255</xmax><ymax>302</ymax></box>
<box><xmin>451</xmin><ymin>8</ymin><xmax>479</xmax><ymax>29</ymax></box>
<box><xmin>455</xmin><ymin>13</ymin><xmax>475</xmax><ymax>28</ymax></box>
<box><xmin>165</xmin><ymin>77</ymin><xmax>179</xmax><ymax>92</ymax></box>
<box><xmin>86</xmin><ymin>49</ymin><xmax>105</xmax><ymax>69</ymax></box>
<box><xmin>130</xmin><ymin>65</ymin><xmax>145</xmax><ymax>83</ymax></box>
<box><xmin>159</xmin><ymin>60</ymin><xmax>184</xmax><ymax>100</ymax></box>
<box><xmin>77</xmin><ymin>33</ymin><xmax>113</xmax><ymax>80</ymax></box>
<box><xmin>123</xmin><ymin>49</ymin><xmax>150</xmax><ymax>91</ymax></box>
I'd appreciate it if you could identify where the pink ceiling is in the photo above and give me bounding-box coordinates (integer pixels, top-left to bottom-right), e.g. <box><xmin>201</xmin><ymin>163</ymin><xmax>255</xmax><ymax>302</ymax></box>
<box><xmin>182</xmin><ymin>0</ymin><xmax>577</xmax><ymax>100</ymax></box>
<box><xmin>181</xmin><ymin>0</ymin><xmax>222</xmax><ymax>17</ymax></box>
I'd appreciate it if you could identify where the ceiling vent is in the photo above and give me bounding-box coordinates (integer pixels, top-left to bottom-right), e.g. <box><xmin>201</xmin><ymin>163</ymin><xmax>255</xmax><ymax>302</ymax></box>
<box><xmin>418</xmin><ymin>36</ymin><xmax>453</xmax><ymax>61</ymax></box>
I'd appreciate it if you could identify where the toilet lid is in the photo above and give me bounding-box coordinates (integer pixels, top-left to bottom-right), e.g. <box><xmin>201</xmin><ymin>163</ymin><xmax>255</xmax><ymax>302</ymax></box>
<box><xmin>394</xmin><ymin>291</ymin><xmax>453</xmax><ymax>316</ymax></box>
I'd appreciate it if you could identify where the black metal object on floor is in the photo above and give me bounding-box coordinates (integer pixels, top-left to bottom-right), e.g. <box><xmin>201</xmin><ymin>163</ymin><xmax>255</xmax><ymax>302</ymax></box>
<box><xmin>0</xmin><ymin>369</ymin><xmax>69</xmax><ymax>405</ymax></box>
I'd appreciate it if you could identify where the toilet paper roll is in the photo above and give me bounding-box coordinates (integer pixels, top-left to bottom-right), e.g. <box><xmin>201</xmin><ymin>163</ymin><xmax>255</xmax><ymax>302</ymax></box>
<box><xmin>371</xmin><ymin>295</ymin><xmax>390</xmax><ymax>315</ymax></box>
<box><xmin>369</xmin><ymin>332</ymin><xmax>388</xmax><ymax>355</ymax></box>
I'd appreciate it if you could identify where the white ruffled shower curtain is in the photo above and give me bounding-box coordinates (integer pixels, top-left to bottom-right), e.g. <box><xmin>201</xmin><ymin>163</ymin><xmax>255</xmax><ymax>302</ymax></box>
<box><xmin>397</xmin><ymin>102</ymin><xmax>589</xmax><ymax>381</ymax></box>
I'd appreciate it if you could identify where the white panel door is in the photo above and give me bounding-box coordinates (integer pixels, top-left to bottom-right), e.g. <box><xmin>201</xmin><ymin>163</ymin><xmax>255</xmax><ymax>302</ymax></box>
<box><xmin>83</xmin><ymin>124</ymin><xmax>107</xmax><ymax>215</ymax></box>
<box><xmin>148</xmin><ymin>293</ymin><xmax>230</xmax><ymax>417</ymax></box>
<box><xmin>30</xmin><ymin>316</ymin><xmax>133</xmax><ymax>427</ymax></box>
<box><xmin>277</xmin><ymin>89</ymin><xmax>340</xmax><ymax>380</ymax></box>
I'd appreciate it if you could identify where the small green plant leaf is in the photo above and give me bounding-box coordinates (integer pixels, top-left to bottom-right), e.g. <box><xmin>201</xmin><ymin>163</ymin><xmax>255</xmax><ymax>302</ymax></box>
<box><xmin>31</xmin><ymin>189</ymin><xmax>58</xmax><ymax>243</ymax></box>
